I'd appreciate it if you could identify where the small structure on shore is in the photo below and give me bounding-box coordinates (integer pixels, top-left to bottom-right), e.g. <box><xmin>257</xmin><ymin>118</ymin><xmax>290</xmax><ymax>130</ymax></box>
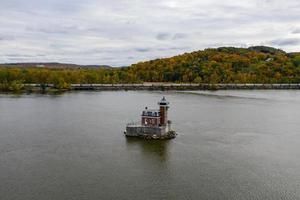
<box><xmin>124</xmin><ymin>97</ymin><xmax>176</xmax><ymax>139</ymax></box>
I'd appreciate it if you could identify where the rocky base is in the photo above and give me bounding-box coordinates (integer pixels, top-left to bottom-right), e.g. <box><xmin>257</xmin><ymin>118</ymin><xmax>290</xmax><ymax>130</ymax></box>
<box><xmin>124</xmin><ymin>131</ymin><xmax>177</xmax><ymax>140</ymax></box>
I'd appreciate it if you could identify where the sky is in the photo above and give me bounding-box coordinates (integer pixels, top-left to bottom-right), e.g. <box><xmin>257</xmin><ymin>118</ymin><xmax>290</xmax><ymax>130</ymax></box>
<box><xmin>0</xmin><ymin>0</ymin><xmax>300</xmax><ymax>66</ymax></box>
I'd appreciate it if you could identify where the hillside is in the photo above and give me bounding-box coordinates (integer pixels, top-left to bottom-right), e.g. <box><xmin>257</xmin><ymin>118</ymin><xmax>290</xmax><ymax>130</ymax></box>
<box><xmin>130</xmin><ymin>46</ymin><xmax>300</xmax><ymax>83</ymax></box>
<box><xmin>1</xmin><ymin>46</ymin><xmax>300</xmax><ymax>91</ymax></box>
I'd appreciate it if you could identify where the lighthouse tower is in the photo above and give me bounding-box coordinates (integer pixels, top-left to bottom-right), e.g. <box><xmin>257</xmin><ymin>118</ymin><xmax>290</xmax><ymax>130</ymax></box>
<box><xmin>125</xmin><ymin>96</ymin><xmax>176</xmax><ymax>139</ymax></box>
<box><xmin>158</xmin><ymin>97</ymin><xmax>169</xmax><ymax>126</ymax></box>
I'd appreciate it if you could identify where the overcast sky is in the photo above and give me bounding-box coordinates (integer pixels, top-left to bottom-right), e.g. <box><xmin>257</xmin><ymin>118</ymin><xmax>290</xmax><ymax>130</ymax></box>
<box><xmin>1</xmin><ymin>0</ymin><xmax>300</xmax><ymax>66</ymax></box>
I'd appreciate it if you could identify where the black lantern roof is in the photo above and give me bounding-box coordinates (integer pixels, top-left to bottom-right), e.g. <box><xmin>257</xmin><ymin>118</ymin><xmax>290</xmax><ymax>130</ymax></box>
<box><xmin>158</xmin><ymin>96</ymin><xmax>169</xmax><ymax>106</ymax></box>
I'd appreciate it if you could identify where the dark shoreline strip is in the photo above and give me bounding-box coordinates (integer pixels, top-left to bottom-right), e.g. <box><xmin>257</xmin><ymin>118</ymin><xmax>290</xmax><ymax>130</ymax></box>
<box><xmin>23</xmin><ymin>83</ymin><xmax>300</xmax><ymax>91</ymax></box>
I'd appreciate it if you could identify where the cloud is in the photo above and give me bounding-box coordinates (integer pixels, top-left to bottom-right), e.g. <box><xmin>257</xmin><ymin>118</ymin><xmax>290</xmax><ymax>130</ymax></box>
<box><xmin>5</xmin><ymin>54</ymin><xmax>40</xmax><ymax>58</ymax></box>
<box><xmin>270</xmin><ymin>38</ymin><xmax>300</xmax><ymax>46</ymax></box>
<box><xmin>172</xmin><ymin>33</ymin><xmax>188</xmax><ymax>40</ymax></box>
<box><xmin>26</xmin><ymin>26</ymin><xmax>77</xmax><ymax>34</ymax></box>
<box><xmin>1</xmin><ymin>0</ymin><xmax>300</xmax><ymax>65</ymax></box>
<box><xmin>0</xmin><ymin>35</ymin><xmax>15</xmax><ymax>41</ymax></box>
<box><xmin>156</xmin><ymin>32</ymin><xmax>188</xmax><ymax>41</ymax></box>
<box><xmin>156</xmin><ymin>33</ymin><xmax>171</xmax><ymax>40</ymax></box>
<box><xmin>135</xmin><ymin>48</ymin><xmax>152</xmax><ymax>52</ymax></box>
<box><xmin>157</xmin><ymin>46</ymin><xmax>190</xmax><ymax>51</ymax></box>
<box><xmin>292</xmin><ymin>28</ymin><xmax>300</xmax><ymax>34</ymax></box>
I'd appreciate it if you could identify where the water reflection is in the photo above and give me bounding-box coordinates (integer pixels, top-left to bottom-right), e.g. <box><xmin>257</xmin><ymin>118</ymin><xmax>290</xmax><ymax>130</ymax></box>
<box><xmin>125</xmin><ymin>137</ymin><xmax>170</xmax><ymax>162</ymax></box>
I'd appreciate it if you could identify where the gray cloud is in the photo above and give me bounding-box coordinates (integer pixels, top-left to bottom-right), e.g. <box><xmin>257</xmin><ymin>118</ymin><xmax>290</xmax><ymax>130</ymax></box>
<box><xmin>5</xmin><ymin>54</ymin><xmax>38</xmax><ymax>58</ymax></box>
<box><xmin>270</xmin><ymin>38</ymin><xmax>300</xmax><ymax>46</ymax></box>
<box><xmin>0</xmin><ymin>0</ymin><xmax>300</xmax><ymax>66</ymax></box>
<box><xmin>156</xmin><ymin>33</ymin><xmax>187</xmax><ymax>41</ymax></box>
<box><xmin>156</xmin><ymin>33</ymin><xmax>171</xmax><ymax>40</ymax></box>
<box><xmin>157</xmin><ymin>46</ymin><xmax>190</xmax><ymax>51</ymax></box>
<box><xmin>135</xmin><ymin>48</ymin><xmax>152</xmax><ymax>52</ymax></box>
<box><xmin>26</xmin><ymin>26</ymin><xmax>76</xmax><ymax>34</ymax></box>
<box><xmin>292</xmin><ymin>28</ymin><xmax>300</xmax><ymax>34</ymax></box>
<box><xmin>173</xmin><ymin>33</ymin><xmax>188</xmax><ymax>40</ymax></box>
<box><xmin>0</xmin><ymin>35</ymin><xmax>15</xmax><ymax>41</ymax></box>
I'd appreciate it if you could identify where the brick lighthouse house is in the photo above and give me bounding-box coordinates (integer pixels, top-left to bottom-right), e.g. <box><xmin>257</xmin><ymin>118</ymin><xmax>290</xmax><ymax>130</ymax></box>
<box><xmin>124</xmin><ymin>97</ymin><xmax>176</xmax><ymax>139</ymax></box>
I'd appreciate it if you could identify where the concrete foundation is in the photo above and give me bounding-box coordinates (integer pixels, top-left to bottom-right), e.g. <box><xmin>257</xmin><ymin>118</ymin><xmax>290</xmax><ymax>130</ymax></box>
<box><xmin>124</xmin><ymin>124</ymin><xmax>176</xmax><ymax>139</ymax></box>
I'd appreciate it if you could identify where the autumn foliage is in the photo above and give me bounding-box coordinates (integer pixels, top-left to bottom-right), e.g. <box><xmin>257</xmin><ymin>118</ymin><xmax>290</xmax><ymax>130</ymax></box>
<box><xmin>1</xmin><ymin>46</ymin><xmax>300</xmax><ymax>91</ymax></box>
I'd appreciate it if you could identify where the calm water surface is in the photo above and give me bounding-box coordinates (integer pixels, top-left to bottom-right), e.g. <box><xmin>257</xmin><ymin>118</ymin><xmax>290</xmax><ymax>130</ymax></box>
<box><xmin>1</xmin><ymin>90</ymin><xmax>300</xmax><ymax>200</ymax></box>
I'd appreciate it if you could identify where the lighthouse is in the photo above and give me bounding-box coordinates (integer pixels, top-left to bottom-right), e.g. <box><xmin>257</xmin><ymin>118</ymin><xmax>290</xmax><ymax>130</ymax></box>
<box><xmin>125</xmin><ymin>97</ymin><xmax>176</xmax><ymax>139</ymax></box>
<box><xmin>158</xmin><ymin>96</ymin><xmax>169</xmax><ymax>126</ymax></box>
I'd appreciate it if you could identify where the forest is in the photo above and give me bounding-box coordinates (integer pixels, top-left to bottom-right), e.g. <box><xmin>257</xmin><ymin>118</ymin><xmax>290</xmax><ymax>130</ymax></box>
<box><xmin>1</xmin><ymin>46</ymin><xmax>300</xmax><ymax>91</ymax></box>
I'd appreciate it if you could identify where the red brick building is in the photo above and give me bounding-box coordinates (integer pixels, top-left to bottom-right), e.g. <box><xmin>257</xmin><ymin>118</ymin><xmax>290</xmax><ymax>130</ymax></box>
<box><xmin>141</xmin><ymin>97</ymin><xmax>169</xmax><ymax>127</ymax></box>
<box><xmin>125</xmin><ymin>97</ymin><xmax>176</xmax><ymax>139</ymax></box>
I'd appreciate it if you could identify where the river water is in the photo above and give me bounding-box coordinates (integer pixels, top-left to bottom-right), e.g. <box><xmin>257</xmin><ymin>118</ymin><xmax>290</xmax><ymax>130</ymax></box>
<box><xmin>1</xmin><ymin>90</ymin><xmax>300</xmax><ymax>200</ymax></box>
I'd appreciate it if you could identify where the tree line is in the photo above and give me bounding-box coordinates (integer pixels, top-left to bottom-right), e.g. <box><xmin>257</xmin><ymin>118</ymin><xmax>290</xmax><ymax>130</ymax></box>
<box><xmin>1</xmin><ymin>46</ymin><xmax>300</xmax><ymax>91</ymax></box>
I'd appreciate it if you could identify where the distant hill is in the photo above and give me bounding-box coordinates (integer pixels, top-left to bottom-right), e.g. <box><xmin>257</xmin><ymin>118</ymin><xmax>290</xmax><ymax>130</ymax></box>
<box><xmin>1</xmin><ymin>46</ymin><xmax>300</xmax><ymax>91</ymax></box>
<box><xmin>0</xmin><ymin>62</ymin><xmax>111</xmax><ymax>69</ymax></box>
<box><xmin>130</xmin><ymin>46</ymin><xmax>300</xmax><ymax>83</ymax></box>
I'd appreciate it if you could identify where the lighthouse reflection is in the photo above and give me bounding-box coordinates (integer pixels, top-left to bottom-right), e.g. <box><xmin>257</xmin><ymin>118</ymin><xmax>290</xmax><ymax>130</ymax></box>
<box><xmin>125</xmin><ymin>137</ymin><xmax>171</xmax><ymax>163</ymax></box>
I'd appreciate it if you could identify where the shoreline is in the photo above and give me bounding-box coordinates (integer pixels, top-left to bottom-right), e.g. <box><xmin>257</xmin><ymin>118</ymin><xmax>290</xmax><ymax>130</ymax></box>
<box><xmin>1</xmin><ymin>83</ymin><xmax>300</xmax><ymax>93</ymax></box>
<box><xmin>28</xmin><ymin>83</ymin><xmax>300</xmax><ymax>91</ymax></box>
<box><xmin>69</xmin><ymin>83</ymin><xmax>300</xmax><ymax>90</ymax></box>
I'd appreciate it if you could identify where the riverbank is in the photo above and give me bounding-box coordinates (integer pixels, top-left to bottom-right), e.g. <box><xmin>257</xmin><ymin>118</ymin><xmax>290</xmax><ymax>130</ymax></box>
<box><xmin>27</xmin><ymin>83</ymin><xmax>300</xmax><ymax>91</ymax></box>
<box><xmin>70</xmin><ymin>83</ymin><xmax>300</xmax><ymax>90</ymax></box>
<box><xmin>1</xmin><ymin>83</ymin><xmax>300</xmax><ymax>93</ymax></box>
